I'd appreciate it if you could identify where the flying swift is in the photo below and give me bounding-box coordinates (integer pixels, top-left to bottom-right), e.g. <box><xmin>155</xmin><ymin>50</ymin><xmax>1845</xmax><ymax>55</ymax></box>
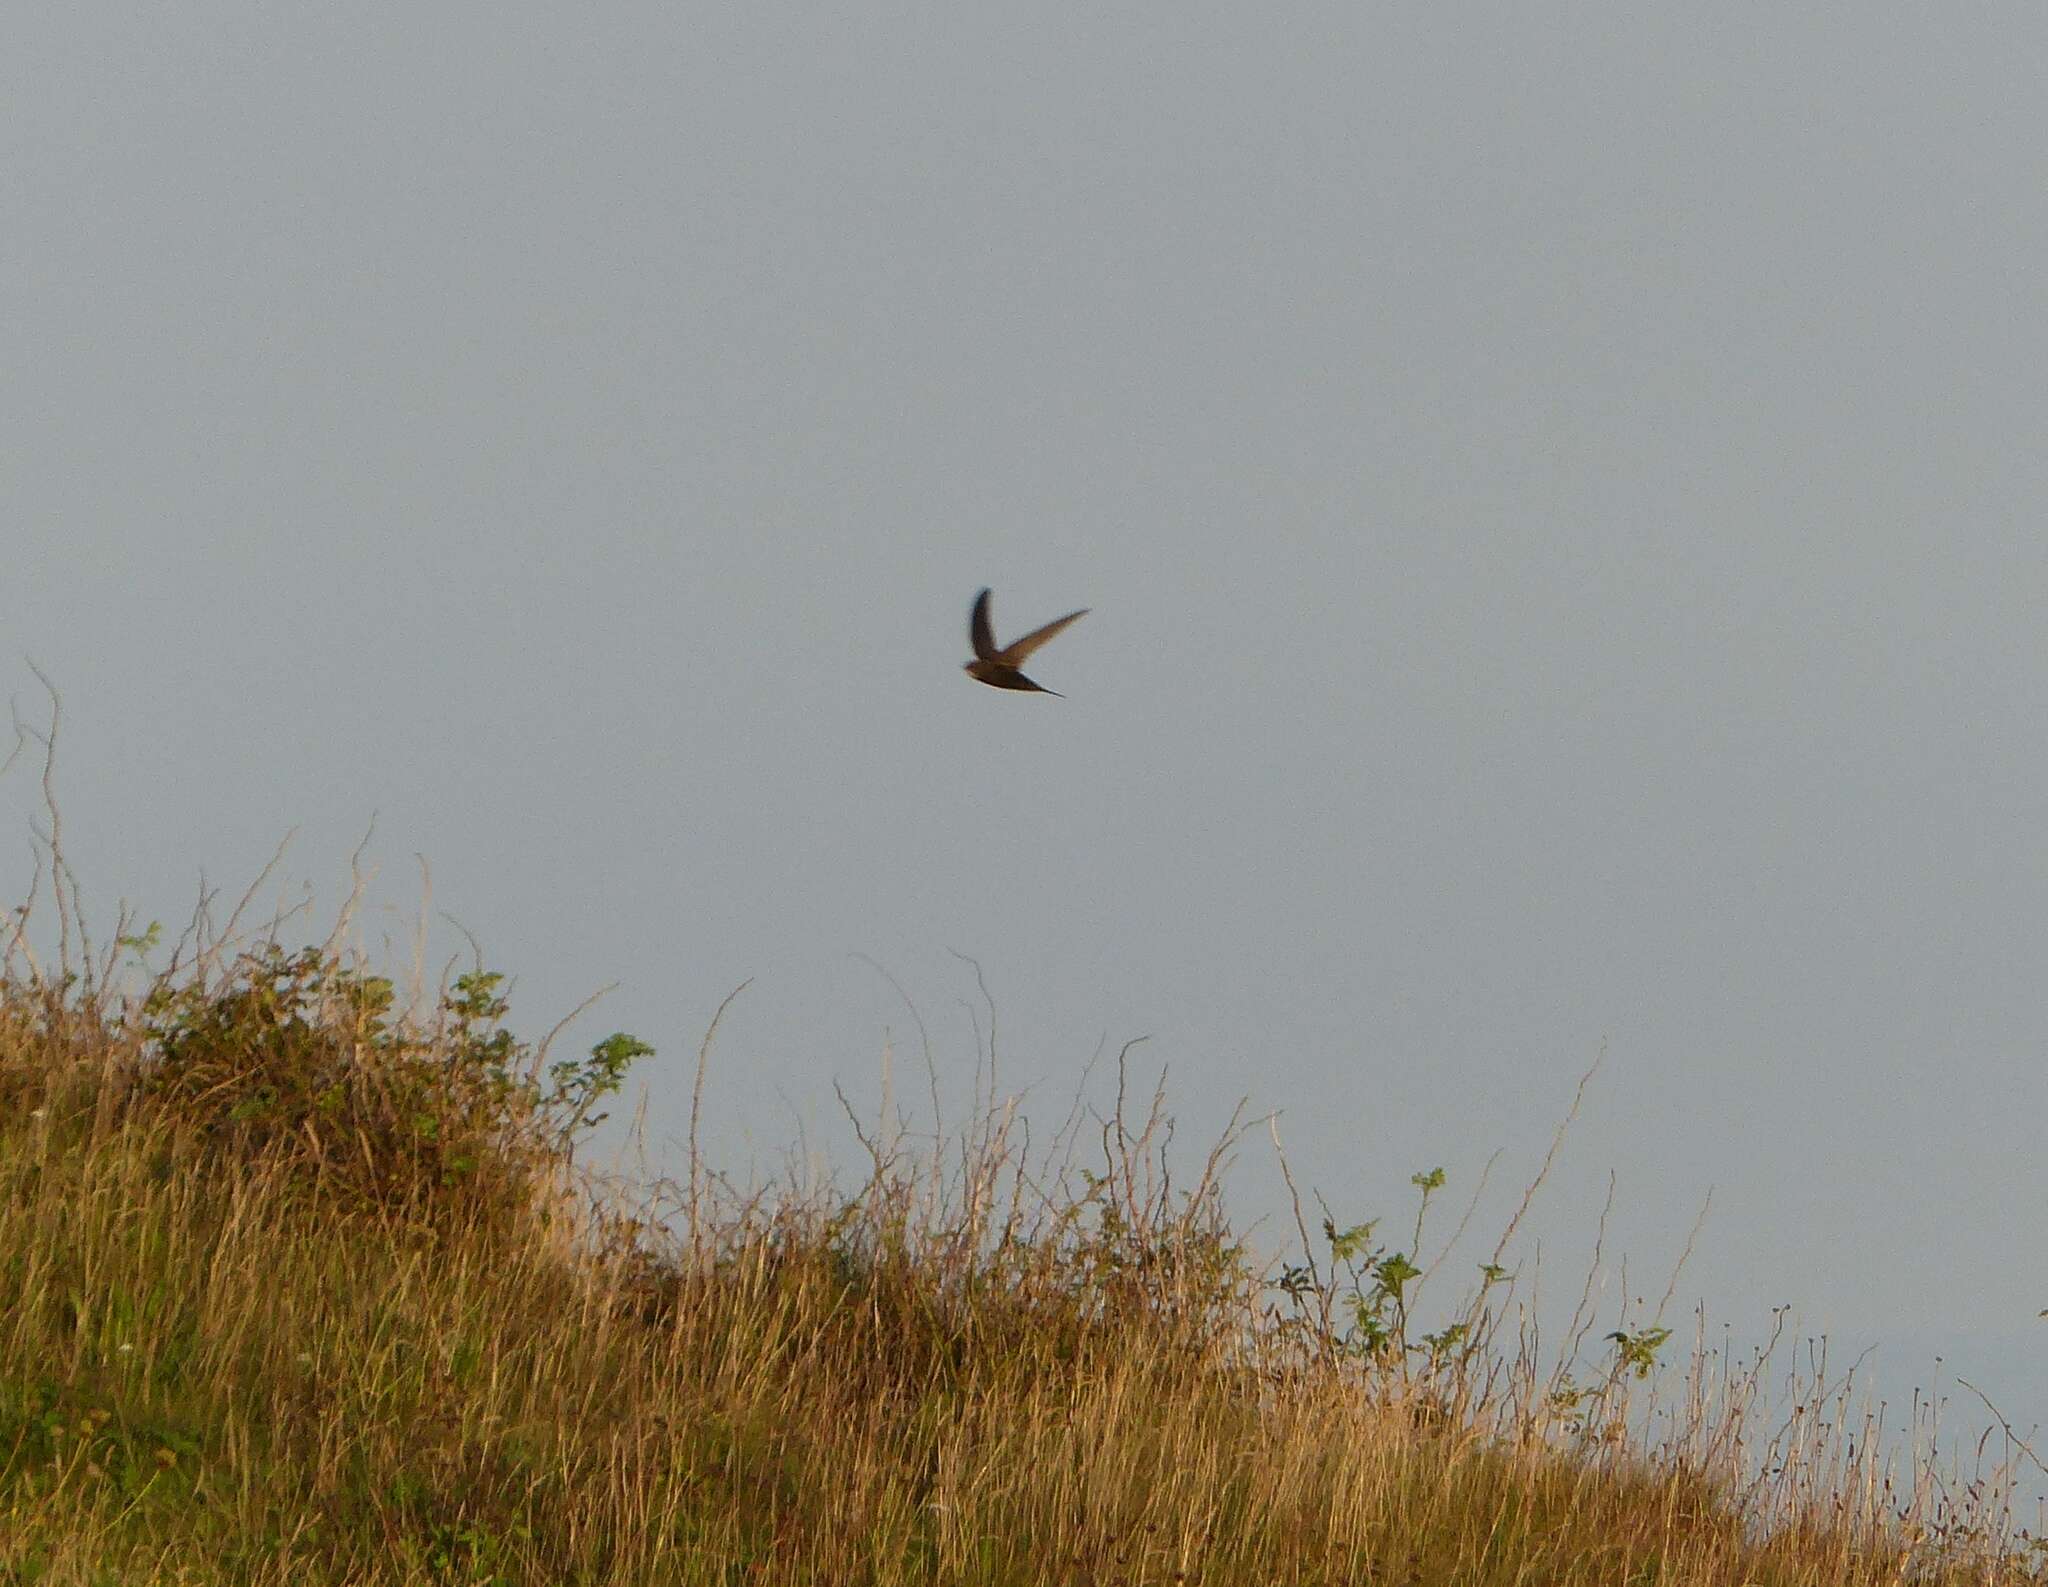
<box><xmin>963</xmin><ymin>588</ymin><xmax>1089</xmax><ymax>696</ymax></box>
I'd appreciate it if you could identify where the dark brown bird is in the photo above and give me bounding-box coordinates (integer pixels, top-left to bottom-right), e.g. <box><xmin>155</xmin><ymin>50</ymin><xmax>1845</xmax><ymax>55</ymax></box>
<box><xmin>964</xmin><ymin>587</ymin><xmax>1088</xmax><ymax>696</ymax></box>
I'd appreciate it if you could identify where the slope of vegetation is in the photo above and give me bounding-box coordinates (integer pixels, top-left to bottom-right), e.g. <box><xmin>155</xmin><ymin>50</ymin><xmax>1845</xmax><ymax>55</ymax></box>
<box><xmin>0</xmin><ymin>724</ymin><xmax>2038</xmax><ymax>1582</ymax></box>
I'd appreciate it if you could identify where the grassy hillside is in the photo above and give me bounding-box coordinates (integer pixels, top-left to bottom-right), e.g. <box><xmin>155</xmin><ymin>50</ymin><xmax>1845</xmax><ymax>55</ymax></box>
<box><xmin>0</xmin><ymin>826</ymin><xmax>2039</xmax><ymax>1580</ymax></box>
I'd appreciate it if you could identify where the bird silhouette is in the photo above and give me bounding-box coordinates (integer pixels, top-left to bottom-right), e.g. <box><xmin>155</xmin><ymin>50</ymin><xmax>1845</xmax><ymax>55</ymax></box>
<box><xmin>963</xmin><ymin>588</ymin><xmax>1088</xmax><ymax>696</ymax></box>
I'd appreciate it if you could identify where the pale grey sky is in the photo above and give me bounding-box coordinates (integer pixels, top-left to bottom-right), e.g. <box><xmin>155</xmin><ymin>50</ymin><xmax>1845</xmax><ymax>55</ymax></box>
<box><xmin>5</xmin><ymin>7</ymin><xmax>2046</xmax><ymax>1429</ymax></box>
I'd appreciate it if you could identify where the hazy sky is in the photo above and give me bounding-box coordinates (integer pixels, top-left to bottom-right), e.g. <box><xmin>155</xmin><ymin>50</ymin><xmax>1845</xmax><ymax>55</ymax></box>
<box><xmin>6</xmin><ymin>7</ymin><xmax>2046</xmax><ymax>1431</ymax></box>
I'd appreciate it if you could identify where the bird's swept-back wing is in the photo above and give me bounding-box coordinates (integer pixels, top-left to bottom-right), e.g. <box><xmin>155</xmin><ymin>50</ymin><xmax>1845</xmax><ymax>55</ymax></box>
<box><xmin>996</xmin><ymin>607</ymin><xmax>1089</xmax><ymax>665</ymax></box>
<box><xmin>969</xmin><ymin>588</ymin><xmax>998</xmax><ymax>661</ymax></box>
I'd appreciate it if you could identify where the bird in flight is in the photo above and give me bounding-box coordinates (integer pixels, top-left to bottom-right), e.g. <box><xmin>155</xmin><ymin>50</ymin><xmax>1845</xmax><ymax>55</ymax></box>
<box><xmin>964</xmin><ymin>587</ymin><xmax>1089</xmax><ymax>696</ymax></box>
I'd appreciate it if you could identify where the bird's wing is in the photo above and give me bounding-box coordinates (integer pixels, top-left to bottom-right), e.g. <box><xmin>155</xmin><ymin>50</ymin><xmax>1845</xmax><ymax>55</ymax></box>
<box><xmin>969</xmin><ymin>588</ymin><xmax>998</xmax><ymax>661</ymax></box>
<box><xmin>995</xmin><ymin>607</ymin><xmax>1089</xmax><ymax>665</ymax></box>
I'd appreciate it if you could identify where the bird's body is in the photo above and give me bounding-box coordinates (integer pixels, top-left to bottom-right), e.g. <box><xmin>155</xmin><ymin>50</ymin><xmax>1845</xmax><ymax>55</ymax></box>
<box><xmin>964</xmin><ymin>588</ymin><xmax>1088</xmax><ymax>696</ymax></box>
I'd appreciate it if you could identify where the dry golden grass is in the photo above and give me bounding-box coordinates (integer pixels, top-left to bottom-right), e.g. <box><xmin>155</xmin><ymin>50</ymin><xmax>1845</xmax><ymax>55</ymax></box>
<box><xmin>1</xmin><ymin>932</ymin><xmax>2041</xmax><ymax>1587</ymax></box>
<box><xmin>0</xmin><ymin>697</ymin><xmax>2041</xmax><ymax>1584</ymax></box>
